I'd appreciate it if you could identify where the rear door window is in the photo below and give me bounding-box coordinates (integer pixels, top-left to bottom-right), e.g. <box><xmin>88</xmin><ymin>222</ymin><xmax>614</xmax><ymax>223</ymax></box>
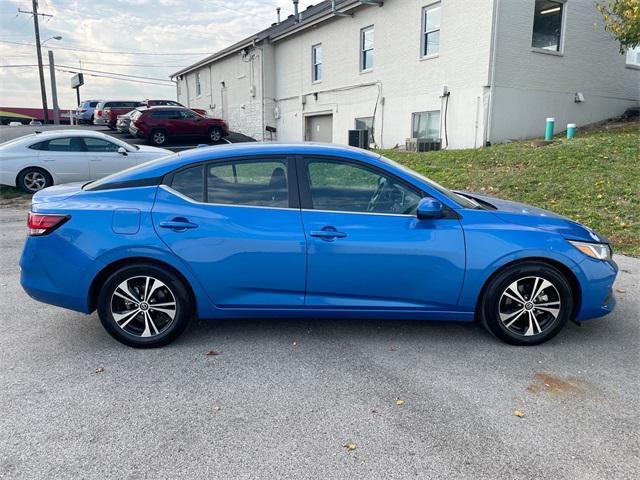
<box><xmin>30</xmin><ymin>137</ymin><xmax>84</xmax><ymax>152</ymax></box>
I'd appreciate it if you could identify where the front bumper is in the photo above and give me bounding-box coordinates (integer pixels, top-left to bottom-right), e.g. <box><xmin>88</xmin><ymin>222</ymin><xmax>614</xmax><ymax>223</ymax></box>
<box><xmin>575</xmin><ymin>257</ymin><xmax>618</xmax><ymax>321</ymax></box>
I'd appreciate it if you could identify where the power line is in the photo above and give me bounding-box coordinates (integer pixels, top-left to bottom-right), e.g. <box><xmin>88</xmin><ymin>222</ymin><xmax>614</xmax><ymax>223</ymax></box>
<box><xmin>0</xmin><ymin>39</ymin><xmax>212</xmax><ymax>56</ymax></box>
<box><xmin>1</xmin><ymin>54</ymin><xmax>187</xmax><ymax>67</ymax></box>
<box><xmin>1</xmin><ymin>63</ymin><xmax>175</xmax><ymax>86</ymax></box>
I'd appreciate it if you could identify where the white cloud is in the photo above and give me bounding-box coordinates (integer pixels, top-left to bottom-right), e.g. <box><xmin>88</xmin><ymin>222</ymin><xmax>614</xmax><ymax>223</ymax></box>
<box><xmin>0</xmin><ymin>0</ymin><xmax>298</xmax><ymax>108</ymax></box>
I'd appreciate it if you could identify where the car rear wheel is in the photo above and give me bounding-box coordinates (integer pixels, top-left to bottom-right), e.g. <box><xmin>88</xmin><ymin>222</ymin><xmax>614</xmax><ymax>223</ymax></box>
<box><xmin>208</xmin><ymin>126</ymin><xmax>223</xmax><ymax>142</ymax></box>
<box><xmin>150</xmin><ymin>129</ymin><xmax>168</xmax><ymax>146</ymax></box>
<box><xmin>479</xmin><ymin>262</ymin><xmax>573</xmax><ymax>345</ymax></box>
<box><xmin>17</xmin><ymin>167</ymin><xmax>52</xmax><ymax>193</ymax></box>
<box><xmin>97</xmin><ymin>264</ymin><xmax>192</xmax><ymax>348</ymax></box>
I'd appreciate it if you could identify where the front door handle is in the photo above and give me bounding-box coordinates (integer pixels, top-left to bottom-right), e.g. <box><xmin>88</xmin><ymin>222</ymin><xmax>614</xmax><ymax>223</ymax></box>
<box><xmin>159</xmin><ymin>217</ymin><xmax>198</xmax><ymax>231</ymax></box>
<box><xmin>310</xmin><ymin>227</ymin><xmax>347</xmax><ymax>241</ymax></box>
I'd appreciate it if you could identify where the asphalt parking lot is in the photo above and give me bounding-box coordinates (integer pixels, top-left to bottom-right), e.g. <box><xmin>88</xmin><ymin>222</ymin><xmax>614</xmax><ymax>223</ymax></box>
<box><xmin>0</xmin><ymin>124</ymin><xmax>254</xmax><ymax>153</ymax></box>
<box><xmin>0</xmin><ymin>203</ymin><xmax>638</xmax><ymax>480</ymax></box>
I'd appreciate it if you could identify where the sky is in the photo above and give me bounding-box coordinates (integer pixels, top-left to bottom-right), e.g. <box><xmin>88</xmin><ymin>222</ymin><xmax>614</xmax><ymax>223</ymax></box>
<box><xmin>0</xmin><ymin>0</ymin><xmax>313</xmax><ymax>109</ymax></box>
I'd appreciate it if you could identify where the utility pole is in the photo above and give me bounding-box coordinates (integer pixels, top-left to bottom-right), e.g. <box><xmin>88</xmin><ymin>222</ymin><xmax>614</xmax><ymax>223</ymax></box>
<box><xmin>48</xmin><ymin>50</ymin><xmax>60</xmax><ymax>124</ymax></box>
<box><xmin>18</xmin><ymin>1</ymin><xmax>53</xmax><ymax>124</ymax></box>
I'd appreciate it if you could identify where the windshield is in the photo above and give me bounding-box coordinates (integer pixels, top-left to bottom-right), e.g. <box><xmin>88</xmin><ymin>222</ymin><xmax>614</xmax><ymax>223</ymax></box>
<box><xmin>380</xmin><ymin>155</ymin><xmax>481</xmax><ymax>209</ymax></box>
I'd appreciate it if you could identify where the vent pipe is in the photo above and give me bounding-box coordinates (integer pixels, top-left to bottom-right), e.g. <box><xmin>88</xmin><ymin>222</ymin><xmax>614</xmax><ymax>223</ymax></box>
<box><xmin>293</xmin><ymin>0</ymin><xmax>300</xmax><ymax>22</ymax></box>
<box><xmin>276</xmin><ymin>7</ymin><xmax>281</xmax><ymax>24</ymax></box>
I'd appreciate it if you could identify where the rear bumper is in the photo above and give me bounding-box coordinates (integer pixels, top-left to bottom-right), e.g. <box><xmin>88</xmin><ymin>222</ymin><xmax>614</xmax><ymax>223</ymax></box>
<box><xmin>20</xmin><ymin>235</ymin><xmax>95</xmax><ymax>313</ymax></box>
<box><xmin>93</xmin><ymin>117</ymin><xmax>107</xmax><ymax>125</ymax></box>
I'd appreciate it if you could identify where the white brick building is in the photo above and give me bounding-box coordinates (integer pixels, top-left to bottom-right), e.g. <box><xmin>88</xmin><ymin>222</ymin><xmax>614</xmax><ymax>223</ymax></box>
<box><xmin>171</xmin><ymin>0</ymin><xmax>640</xmax><ymax>149</ymax></box>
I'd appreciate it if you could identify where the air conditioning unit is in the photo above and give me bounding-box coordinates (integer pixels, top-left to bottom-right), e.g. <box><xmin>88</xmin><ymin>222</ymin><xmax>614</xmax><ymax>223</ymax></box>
<box><xmin>405</xmin><ymin>138</ymin><xmax>442</xmax><ymax>152</ymax></box>
<box><xmin>348</xmin><ymin>129</ymin><xmax>369</xmax><ymax>149</ymax></box>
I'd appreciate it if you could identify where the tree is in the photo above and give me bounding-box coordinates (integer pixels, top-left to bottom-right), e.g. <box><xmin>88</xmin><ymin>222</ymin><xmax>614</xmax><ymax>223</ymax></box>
<box><xmin>596</xmin><ymin>0</ymin><xmax>640</xmax><ymax>53</ymax></box>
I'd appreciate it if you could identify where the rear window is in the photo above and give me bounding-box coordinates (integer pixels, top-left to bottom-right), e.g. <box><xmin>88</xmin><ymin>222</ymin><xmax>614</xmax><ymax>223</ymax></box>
<box><xmin>106</xmin><ymin>101</ymin><xmax>141</xmax><ymax>108</ymax></box>
<box><xmin>89</xmin><ymin>101</ymin><xmax>99</xmax><ymax>107</ymax></box>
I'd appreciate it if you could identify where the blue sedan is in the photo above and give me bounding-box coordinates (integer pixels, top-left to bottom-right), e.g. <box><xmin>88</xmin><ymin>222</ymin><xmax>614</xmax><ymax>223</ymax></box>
<box><xmin>20</xmin><ymin>143</ymin><xmax>618</xmax><ymax>348</ymax></box>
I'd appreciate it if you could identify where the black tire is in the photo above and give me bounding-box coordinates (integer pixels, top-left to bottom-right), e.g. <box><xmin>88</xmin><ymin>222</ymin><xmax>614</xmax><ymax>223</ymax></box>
<box><xmin>97</xmin><ymin>264</ymin><xmax>192</xmax><ymax>348</ymax></box>
<box><xmin>208</xmin><ymin>126</ymin><xmax>223</xmax><ymax>143</ymax></box>
<box><xmin>479</xmin><ymin>262</ymin><xmax>573</xmax><ymax>346</ymax></box>
<box><xmin>150</xmin><ymin>128</ymin><xmax>168</xmax><ymax>146</ymax></box>
<box><xmin>17</xmin><ymin>167</ymin><xmax>53</xmax><ymax>194</ymax></box>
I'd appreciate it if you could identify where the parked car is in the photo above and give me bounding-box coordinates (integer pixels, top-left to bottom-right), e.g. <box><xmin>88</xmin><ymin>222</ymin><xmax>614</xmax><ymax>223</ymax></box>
<box><xmin>0</xmin><ymin>130</ymin><xmax>171</xmax><ymax>193</ymax></box>
<box><xmin>102</xmin><ymin>101</ymin><xmax>143</xmax><ymax>130</ymax></box>
<box><xmin>129</xmin><ymin>106</ymin><xmax>228</xmax><ymax>146</ymax></box>
<box><xmin>140</xmin><ymin>99</ymin><xmax>207</xmax><ymax>116</ymax></box>
<box><xmin>116</xmin><ymin>107</ymin><xmax>147</xmax><ymax>134</ymax></box>
<box><xmin>93</xmin><ymin>101</ymin><xmax>141</xmax><ymax>128</ymax></box>
<box><xmin>76</xmin><ymin>100</ymin><xmax>101</xmax><ymax>124</ymax></box>
<box><xmin>19</xmin><ymin>143</ymin><xmax>617</xmax><ymax>348</ymax></box>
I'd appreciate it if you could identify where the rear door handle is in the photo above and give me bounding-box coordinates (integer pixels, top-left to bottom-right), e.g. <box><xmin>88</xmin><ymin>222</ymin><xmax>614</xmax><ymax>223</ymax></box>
<box><xmin>159</xmin><ymin>217</ymin><xmax>198</xmax><ymax>231</ymax></box>
<box><xmin>310</xmin><ymin>227</ymin><xmax>347</xmax><ymax>240</ymax></box>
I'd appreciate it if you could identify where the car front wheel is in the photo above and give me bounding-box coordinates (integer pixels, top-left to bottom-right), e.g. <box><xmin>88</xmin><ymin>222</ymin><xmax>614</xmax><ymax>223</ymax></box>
<box><xmin>17</xmin><ymin>167</ymin><xmax>52</xmax><ymax>193</ymax></box>
<box><xmin>97</xmin><ymin>264</ymin><xmax>192</xmax><ymax>348</ymax></box>
<box><xmin>479</xmin><ymin>262</ymin><xmax>573</xmax><ymax>345</ymax></box>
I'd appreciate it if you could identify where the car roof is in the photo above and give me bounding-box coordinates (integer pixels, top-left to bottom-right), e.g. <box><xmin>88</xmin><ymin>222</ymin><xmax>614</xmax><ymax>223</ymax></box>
<box><xmin>29</xmin><ymin>129</ymin><xmax>116</xmax><ymax>138</ymax></box>
<box><xmin>145</xmin><ymin>105</ymin><xmax>187</xmax><ymax>110</ymax></box>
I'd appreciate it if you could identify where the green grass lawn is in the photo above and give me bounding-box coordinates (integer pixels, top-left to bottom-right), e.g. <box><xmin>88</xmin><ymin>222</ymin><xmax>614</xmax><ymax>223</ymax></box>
<box><xmin>380</xmin><ymin>122</ymin><xmax>639</xmax><ymax>256</ymax></box>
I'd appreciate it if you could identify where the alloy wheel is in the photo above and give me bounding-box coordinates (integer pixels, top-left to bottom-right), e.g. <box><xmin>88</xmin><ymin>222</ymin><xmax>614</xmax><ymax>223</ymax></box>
<box><xmin>24</xmin><ymin>171</ymin><xmax>47</xmax><ymax>191</ymax></box>
<box><xmin>153</xmin><ymin>131</ymin><xmax>166</xmax><ymax>144</ymax></box>
<box><xmin>209</xmin><ymin>128</ymin><xmax>221</xmax><ymax>142</ymax></box>
<box><xmin>498</xmin><ymin>276</ymin><xmax>561</xmax><ymax>337</ymax></box>
<box><xmin>110</xmin><ymin>276</ymin><xmax>177</xmax><ymax>338</ymax></box>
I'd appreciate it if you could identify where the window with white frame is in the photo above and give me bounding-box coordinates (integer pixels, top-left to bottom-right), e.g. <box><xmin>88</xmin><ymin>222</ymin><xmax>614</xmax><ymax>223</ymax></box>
<box><xmin>195</xmin><ymin>72</ymin><xmax>202</xmax><ymax>96</ymax></box>
<box><xmin>412</xmin><ymin>111</ymin><xmax>440</xmax><ymax>139</ymax></box>
<box><xmin>360</xmin><ymin>26</ymin><xmax>374</xmax><ymax>71</ymax></box>
<box><xmin>422</xmin><ymin>3</ymin><xmax>441</xmax><ymax>57</ymax></box>
<box><xmin>626</xmin><ymin>46</ymin><xmax>640</xmax><ymax>66</ymax></box>
<box><xmin>312</xmin><ymin>44</ymin><xmax>322</xmax><ymax>82</ymax></box>
<box><xmin>531</xmin><ymin>0</ymin><xmax>564</xmax><ymax>52</ymax></box>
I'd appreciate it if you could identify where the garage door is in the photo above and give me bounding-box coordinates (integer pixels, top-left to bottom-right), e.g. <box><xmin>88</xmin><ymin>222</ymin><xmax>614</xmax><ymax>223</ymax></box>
<box><xmin>306</xmin><ymin>114</ymin><xmax>333</xmax><ymax>143</ymax></box>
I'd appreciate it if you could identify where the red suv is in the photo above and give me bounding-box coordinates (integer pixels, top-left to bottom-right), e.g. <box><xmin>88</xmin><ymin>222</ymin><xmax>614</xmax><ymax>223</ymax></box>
<box><xmin>129</xmin><ymin>107</ymin><xmax>229</xmax><ymax>146</ymax></box>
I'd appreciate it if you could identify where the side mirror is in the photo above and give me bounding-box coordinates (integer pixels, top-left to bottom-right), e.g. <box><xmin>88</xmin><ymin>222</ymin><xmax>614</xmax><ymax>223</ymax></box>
<box><xmin>417</xmin><ymin>197</ymin><xmax>444</xmax><ymax>220</ymax></box>
<box><xmin>117</xmin><ymin>146</ymin><xmax>128</xmax><ymax>156</ymax></box>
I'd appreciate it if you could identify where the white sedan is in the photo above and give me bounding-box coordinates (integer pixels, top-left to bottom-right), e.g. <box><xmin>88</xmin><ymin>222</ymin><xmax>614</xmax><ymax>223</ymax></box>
<box><xmin>0</xmin><ymin>130</ymin><xmax>172</xmax><ymax>193</ymax></box>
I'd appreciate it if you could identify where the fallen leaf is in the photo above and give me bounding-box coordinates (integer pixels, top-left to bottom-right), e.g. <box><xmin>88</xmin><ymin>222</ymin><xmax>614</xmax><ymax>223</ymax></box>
<box><xmin>213</xmin><ymin>406</ymin><xmax>221</xmax><ymax>411</ymax></box>
<box><xmin>94</xmin><ymin>367</ymin><xmax>104</xmax><ymax>374</ymax></box>
<box><xmin>343</xmin><ymin>443</ymin><xmax>357</xmax><ymax>451</ymax></box>
<box><xmin>514</xmin><ymin>410</ymin><xmax>525</xmax><ymax>418</ymax></box>
<box><xmin>616</xmin><ymin>289</ymin><xmax>625</xmax><ymax>294</ymax></box>
<box><xmin>205</xmin><ymin>350</ymin><xmax>219</xmax><ymax>356</ymax></box>
<box><xmin>395</xmin><ymin>398</ymin><xmax>405</xmax><ymax>406</ymax></box>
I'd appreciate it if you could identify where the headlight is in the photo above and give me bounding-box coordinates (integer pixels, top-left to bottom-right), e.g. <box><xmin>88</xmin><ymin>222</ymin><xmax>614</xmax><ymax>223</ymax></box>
<box><xmin>568</xmin><ymin>240</ymin><xmax>612</xmax><ymax>260</ymax></box>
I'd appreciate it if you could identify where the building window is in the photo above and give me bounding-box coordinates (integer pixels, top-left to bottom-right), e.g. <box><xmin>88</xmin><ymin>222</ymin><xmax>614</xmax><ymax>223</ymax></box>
<box><xmin>312</xmin><ymin>44</ymin><xmax>322</xmax><ymax>82</ymax></box>
<box><xmin>412</xmin><ymin>111</ymin><xmax>440</xmax><ymax>139</ymax></box>
<box><xmin>355</xmin><ymin>117</ymin><xmax>374</xmax><ymax>144</ymax></box>
<box><xmin>531</xmin><ymin>0</ymin><xmax>564</xmax><ymax>52</ymax></box>
<box><xmin>422</xmin><ymin>3</ymin><xmax>441</xmax><ymax>57</ymax></box>
<box><xmin>360</xmin><ymin>26</ymin><xmax>374</xmax><ymax>71</ymax></box>
<box><xmin>195</xmin><ymin>72</ymin><xmax>202</xmax><ymax>97</ymax></box>
<box><xmin>627</xmin><ymin>46</ymin><xmax>640</xmax><ymax>66</ymax></box>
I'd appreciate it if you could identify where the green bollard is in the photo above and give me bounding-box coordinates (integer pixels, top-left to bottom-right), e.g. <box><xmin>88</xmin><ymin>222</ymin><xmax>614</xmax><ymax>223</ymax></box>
<box><xmin>566</xmin><ymin>123</ymin><xmax>576</xmax><ymax>139</ymax></box>
<box><xmin>545</xmin><ymin>117</ymin><xmax>555</xmax><ymax>141</ymax></box>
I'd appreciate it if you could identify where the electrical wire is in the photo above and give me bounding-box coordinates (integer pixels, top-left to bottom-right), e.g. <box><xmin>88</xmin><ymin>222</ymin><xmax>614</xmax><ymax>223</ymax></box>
<box><xmin>0</xmin><ymin>39</ymin><xmax>211</xmax><ymax>56</ymax></box>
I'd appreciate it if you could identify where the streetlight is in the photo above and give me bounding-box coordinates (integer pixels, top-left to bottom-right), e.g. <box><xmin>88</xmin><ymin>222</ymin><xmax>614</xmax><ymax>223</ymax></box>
<box><xmin>42</xmin><ymin>35</ymin><xmax>62</xmax><ymax>45</ymax></box>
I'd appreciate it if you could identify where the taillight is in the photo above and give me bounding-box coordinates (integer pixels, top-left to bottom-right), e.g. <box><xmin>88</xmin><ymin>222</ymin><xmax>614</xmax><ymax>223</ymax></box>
<box><xmin>27</xmin><ymin>212</ymin><xmax>69</xmax><ymax>236</ymax></box>
<box><xmin>97</xmin><ymin>110</ymin><xmax>102</xmax><ymax>117</ymax></box>
<box><xmin>79</xmin><ymin>109</ymin><xmax>86</xmax><ymax>113</ymax></box>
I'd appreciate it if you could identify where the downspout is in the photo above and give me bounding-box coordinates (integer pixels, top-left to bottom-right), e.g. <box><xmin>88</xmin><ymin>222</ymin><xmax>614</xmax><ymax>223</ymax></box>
<box><xmin>485</xmin><ymin>0</ymin><xmax>500</xmax><ymax>147</ymax></box>
<box><xmin>185</xmin><ymin>73</ymin><xmax>191</xmax><ymax>107</ymax></box>
<box><xmin>260</xmin><ymin>45</ymin><xmax>266</xmax><ymax>141</ymax></box>
<box><xmin>209</xmin><ymin>64</ymin><xmax>214</xmax><ymax>112</ymax></box>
